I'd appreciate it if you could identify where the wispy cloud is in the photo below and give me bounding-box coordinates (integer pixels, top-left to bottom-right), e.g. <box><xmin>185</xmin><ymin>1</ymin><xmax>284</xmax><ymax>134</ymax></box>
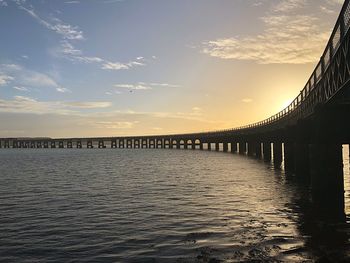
<box><xmin>7</xmin><ymin>1</ymin><xmax>145</xmax><ymax>72</ymax></box>
<box><xmin>0</xmin><ymin>74</ymin><xmax>14</xmax><ymax>86</ymax></box>
<box><xmin>63</xmin><ymin>101</ymin><xmax>112</xmax><ymax>109</ymax></box>
<box><xmin>242</xmin><ymin>98</ymin><xmax>253</xmax><ymax>103</ymax></box>
<box><xmin>114</xmin><ymin>84</ymin><xmax>152</xmax><ymax>90</ymax></box>
<box><xmin>0</xmin><ymin>96</ymin><xmax>112</xmax><ymax>115</ymax></box>
<box><xmin>112</xmin><ymin>82</ymin><xmax>181</xmax><ymax>92</ymax></box>
<box><xmin>0</xmin><ymin>63</ymin><xmax>70</xmax><ymax>93</ymax></box>
<box><xmin>13</xmin><ymin>86</ymin><xmax>28</xmax><ymax>91</ymax></box>
<box><xmin>18</xmin><ymin>5</ymin><xmax>84</xmax><ymax>40</ymax></box>
<box><xmin>202</xmin><ymin>0</ymin><xmax>338</xmax><ymax>64</ymax></box>
<box><xmin>273</xmin><ymin>0</ymin><xmax>305</xmax><ymax>12</ymax></box>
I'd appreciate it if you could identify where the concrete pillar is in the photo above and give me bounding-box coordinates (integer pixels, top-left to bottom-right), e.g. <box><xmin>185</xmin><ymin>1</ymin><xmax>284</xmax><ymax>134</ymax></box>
<box><xmin>184</xmin><ymin>141</ymin><xmax>188</xmax><ymax>149</ymax></box>
<box><xmin>51</xmin><ymin>141</ymin><xmax>56</xmax><ymax>148</ymax></box>
<box><xmin>215</xmin><ymin>142</ymin><xmax>220</xmax><ymax>151</ymax></box>
<box><xmin>263</xmin><ymin>142</ymin><xmax>271</xmax><ymax>161</ymax></box>
<box><xmin>255</xmin><ymin>143</ymin><xmax>262</xmax><ymax>158</ymax></box>
<box><xmin>223</xmin><ymin>142</ymin><xmax>228</xmax><ymax>152</ymax></box>
<box><xmin>207</xmin><ymin>142</ymin><xmax>212</xmax><ymax>151</ymax></box>
<box><xmin>59</xmin><ymin>141</ymin><xmax>64</xmax><ymax>149</ymax></box>
<box><xmin>87</xmin><ymin>141</ymin><xmax>93</xmax><ymax>148</ymax></box>
<box><xmin>191</xmin><ymin>140</ymin><xmax>196</xmax><ymax>150</ymax></box>
<box><xmin>273</xmin><ymin>142</ymin><xmax>282</xmax><ymax>166</ymax></box>
<box><xmin>247</xmin><ymin>142</ymin><xmax>256</xmax><ymax>156</ymax></box>
<box><xmin>44</xmin><ymin>141</ymin><xmax>49</xmax><ymax>148</ymax></box>
<box><xmin>127</xmin><ymin>140</ymin><xmax>132</xmax><ymax>148</ymax></box>
<box><xmin>231</xmin><ymin>142</ymin><xmax>237</xmax><ymax>153</ymax></box>
<box><xmin>67</xmin><ymin>141</ymin><xmax>72</xmax><ymax>149</ymax></box>
<box><xmin>310</xmin><ymin>143</ymin><xmax>345</xmax><ymax>219</ymax></box>
<box><xmin>77</xmin><ymin>141</ymin><xmax>82</xmax><ymax>149</ymax></box>
<box><xmin>119</xmin><ymin>139</ymin><xmax>125</xmax><ymax>148</ymax></box>
<box><xmin>294</xmin><ymin>143</ymin><xmax>310</xmax><ymax>179</ymax></box>
<box><xmin>98</xmin><ymin>140</ymin><xmax>105</xmax><ymax>148</ymax></box>
<box><xmin>12</xmin><ymin>141</ymin><xmax>18</xmax><ymax>148</ymax></box>
<box><xmin>36</xmin><ymin>141</ymin><xmax>42</xmax><ymax>148</ymax></box>
<box><xmin>199</xmin><ymin>143</ymin><xmax>203</xmax><ymax>150</ymax></box>
<box><xmin>30</xmin><ymin>142</ymin><xmax>35</xmax><ymax>148</ymax></box>
<box><xmin>284</xmin><ymin>142</ymin><xmax>295</xmax><ymax>172</ymax></box>
<box><xmin>239</xmin><ymin>142</ymin><xmax>246</xmax><ymax>155</ymax></box>
<box><xmin>0</xmin><ymin>140</ymin><xmax>2</xmax><ymax>148</ymax></box>
<box><xmin>111</xmin><ymin>140</ymin><xmax>117</xmax><ymax>148</ymax></box>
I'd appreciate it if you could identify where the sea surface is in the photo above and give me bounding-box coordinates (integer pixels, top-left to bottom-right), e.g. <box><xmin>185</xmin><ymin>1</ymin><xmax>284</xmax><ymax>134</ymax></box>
<box><xmin>0</xmin><ymin>147</ymin><xmax>350</xmax><ymax>262</ymax></box>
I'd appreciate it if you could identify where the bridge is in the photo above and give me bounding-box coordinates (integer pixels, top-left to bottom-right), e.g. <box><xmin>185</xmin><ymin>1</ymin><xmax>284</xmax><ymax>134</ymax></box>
<box><xmin>2</xmin><ymin>1</ymin><xmax>350</xmax><ymax>219</ymax></box>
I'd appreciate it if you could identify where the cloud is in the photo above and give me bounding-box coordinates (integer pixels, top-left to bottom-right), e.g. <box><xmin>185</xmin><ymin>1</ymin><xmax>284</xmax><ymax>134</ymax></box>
<box><xmin>18</xmin><ymin>5</ymin><xmax>84</xmax><ymax>40</ymax></box>
<box><xmin>92</xmin><ymin>121</ymin><xmax>136</xmax><ymax>129</ymax></box>
<box><xmin>0</xmin><ymin>63</ymin><xmax>69</xmax><ymax>92</ymax></box>
<box><xmin>273</xmin><ymin>0</ymin><xmax>305</xmax><ymax>12</ymax></box>
<box><xmin>13</xmin><ymin>86</ymin><xmax>28</xmax><ymax>91</ymax></box>
<box><xmin>0</xmin><ymin>96</ymin><xmax>112</xmax><ymax>115</ymax></box>
<box><xmin>202</xmin><ymin>14</ymin><xmax>330</xmax><ymax>64</ymax></box>
<box><xmin>57</xmin><ymin>40</ymin><xmax>144</xmax><ymax>70</ymax></box>
<box><xmin>112</xmin><ymin>82</ymin><xmax>180</xmax><ymax>92</ymax></box>
<box><xmin>201</xmin><ymin>0</ymin><xmax>339</xmax><ymax>64</ymax></box>
<box><xmin>242</xmin><ymin>98</ymin><xmax>253</xmax><ymax>103</ymax></box>
<box><xmin>114</xmin><ymin>84</ymin><xmax>152</xmax><ymax>90</ymax></box>
<box><xmin>63</xmin><ymin>101</ymin><xmax>112</xmax><ymax>108</ymax></box>
<box><xmin>0</xmin><ymin>74</ymin><xmax>14</xmax><ymax>86</ymax></box>
<box><xmin>102</xmin><ymin>62</ymin><xmax>129</xmax><ymax>70</ymax></box>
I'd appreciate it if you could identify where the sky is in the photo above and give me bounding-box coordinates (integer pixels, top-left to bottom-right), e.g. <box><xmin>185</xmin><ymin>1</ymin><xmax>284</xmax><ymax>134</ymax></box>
<box><xmin>0</xmin><ymin>0</ymin><xmax>344</xmax><ymax>138</ymax></box>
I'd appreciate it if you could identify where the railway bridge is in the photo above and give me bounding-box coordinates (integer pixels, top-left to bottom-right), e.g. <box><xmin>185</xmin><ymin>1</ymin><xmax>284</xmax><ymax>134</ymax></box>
<box><xmin>2</xmin><ymin>0</ymin><xmax>350</xmax><ymax>219</ymax></box>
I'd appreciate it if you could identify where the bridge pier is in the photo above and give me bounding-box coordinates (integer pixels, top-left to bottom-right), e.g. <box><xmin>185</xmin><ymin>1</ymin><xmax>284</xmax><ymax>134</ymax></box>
<box><xmin>142</xmin><ymin>139</ymin><xmax>148</xmax><ymax>148</ymax></box>
<box><xmin>51</xmin><ymin>141</ymin><xmax>56</xmax><ymax>148</ymax></box>
<box><xmin>223</xmin><ymin>142</ymin><xmax>228</xmax><ymax>152</ymax></box>
<box><xmin>199</xmin><ymin>142</ymin><xmax>203</xmax><ymax>150</ymax></box>
<box><xmin>12</xmin><ymin>141</ymin><xmax>18</xmax><ymax>148</ymax></box>
<box><xmin>309</xmin><ymin>143</ymin><xmax>345</xmax><ymax>220</ymax></box>
<box><xmin>231</xmin><ymin>142</ymin><xmax>237</xmax><ymax>153</ymax></box>
<box><xmin>284</xmin><ymin>142</ymin><xmax>295</xmax><ymax>172</ymax></box>
<box><xmin>247</xmin><ymin>141</ymin><xmax>256</xmax><ymax>156</ymax></box>
<box><xmin>263</xmin><ymin>142</ymin><xmax>271</xmax><ymax>161</ymax></box>
<box><xmin>239</xmin><ymin>142</ymin><xmax>246</xmax><ymax>155</ymax></box>
<box><xmin>215</xmin><ymin>142</ymin><xmax>220</xmax><ymax>151</ymax></box>
<box><xmin>184</xmin><ymin>141</ymin><xmax>188</xmax><ymax>150</ymax></box>
<box><xmin>67</xmin><ymin>141</ymin><xmax>72</xmax><ymax>149</ymax></box>
<box><xmin>119</xmin><ymin>139</ymin><xmax>125</xmax><ymax>148</ymax></box>
<box><xmin>77</xmin><ymin>141</ymin><xmax>82</xmax><ymax>149</ymax></box>
<box><xmin>294</xmin><ymin>143</ymin><xmax>310</xmax><ymax>179</ymax></box>
<box><xmin>44</xmin><ymin>141</ymin><xmax>49</xmax><ymax>148</ymax></box>
<box><xmin>273</xmin><ymin>142</ymin><xmax>282</xmax><ymax>166</ymax></box>
<box><xmin>192</xmin><ymin>140</ymin><xmax>196</xmax><ymax>150</ymax></box>
<box><xmin>207</xmin><ymin>142</ymin><xmax>211</xmax><ymax>151</ymax></box>
<box><xmin>4</xmin><ymin>141</ymin><xmax>9</xmax><ymax>148</ymax></box>
<box><xmin>98</xmin><ymin>140</ymin><xmax>106</xmax><ymax>148</ymax></box>
<box><xmin>30</xmin><ymin>141</ymin><xmax>35</xmax><ymax>148</ymax></box>
<box><xmin>255</xmin><ymin>142</ymin><xmax>262</xmax><ymax>158</ymax></box>
<box><xmin>59</xmin><ymin>141</ymin><xmax>64</xmax><ymax>148</ymax></box>
<box><xmin>111</xmin><ymin>140</ymin><xmax>117</xmax><ymax>148</ymax></box>
<box><xmin>87</xmin><ymin>141</ymin><xmax>93</xmax><ymax>148</ymax></box>
<box><xmin>36</xmin><ymin>141</ymin><xmax>42</xmax><ymax>148</ymax></box>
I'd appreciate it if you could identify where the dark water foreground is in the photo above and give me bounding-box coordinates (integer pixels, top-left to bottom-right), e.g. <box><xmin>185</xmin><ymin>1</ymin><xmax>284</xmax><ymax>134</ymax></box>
<box><xmin>0</xmin><ymin>149</ymin><xmax>350</xmax><ymax>262</ymax></box>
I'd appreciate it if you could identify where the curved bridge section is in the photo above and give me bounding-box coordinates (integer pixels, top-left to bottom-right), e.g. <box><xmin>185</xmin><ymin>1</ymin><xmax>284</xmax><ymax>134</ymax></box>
<box><xmin>2</xmin><ymin>0</ymin><xmax>350</xmax><ymax>218</ymax></box>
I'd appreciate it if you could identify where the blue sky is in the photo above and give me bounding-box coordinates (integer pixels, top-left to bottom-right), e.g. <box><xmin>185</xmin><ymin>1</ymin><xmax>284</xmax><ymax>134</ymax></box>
<box><xmin>0</xmin><ymin>0</ymin><xmax>343</xmax><ymax>137</ymax></box>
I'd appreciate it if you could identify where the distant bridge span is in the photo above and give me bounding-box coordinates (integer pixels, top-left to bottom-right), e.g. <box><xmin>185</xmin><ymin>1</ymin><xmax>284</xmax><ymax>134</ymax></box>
<box><xmin>2</xmin><ymin>0</ymin><xmax>350</xmax><ymax>219</ymax></box>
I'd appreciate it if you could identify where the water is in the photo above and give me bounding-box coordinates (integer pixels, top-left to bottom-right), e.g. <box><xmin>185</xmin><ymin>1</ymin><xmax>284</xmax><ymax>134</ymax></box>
<box><xmin>0</xmin><ymin>148</ymin><xmax>350</xmax><ymax>262</ymax></box>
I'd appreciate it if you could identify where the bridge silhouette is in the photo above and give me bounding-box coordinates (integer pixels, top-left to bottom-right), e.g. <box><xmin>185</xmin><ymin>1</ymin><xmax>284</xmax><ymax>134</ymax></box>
<box><xmin>2</xmin><ymin>0</ymin><xmax>350</xmax><ymax>219</ymax></box>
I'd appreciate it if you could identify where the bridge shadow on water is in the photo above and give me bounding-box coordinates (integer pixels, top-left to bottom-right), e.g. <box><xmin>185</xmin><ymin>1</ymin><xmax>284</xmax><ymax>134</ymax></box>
<box><xmin>242</xmin><ymin>146</ymin><xmax>350</xmax><ymax>262</ymax></box>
